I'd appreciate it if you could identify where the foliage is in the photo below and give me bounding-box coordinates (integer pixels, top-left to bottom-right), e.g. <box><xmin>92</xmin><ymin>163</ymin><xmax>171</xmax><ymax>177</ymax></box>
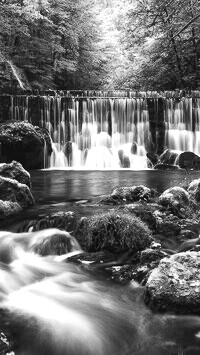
<box><xmin>105</xmin><ymin>0</ymin><xmax>200</xmax><ymax>90</ymax></box>
<box><xmin>0</xmin><ymin>0</ymin><xmax>107</xmax><ymax>90</ymax></box>
<box><xmin>0</xmin><ymin>0</ymin><xmax>199</xmax><ymax>90</ymax></box>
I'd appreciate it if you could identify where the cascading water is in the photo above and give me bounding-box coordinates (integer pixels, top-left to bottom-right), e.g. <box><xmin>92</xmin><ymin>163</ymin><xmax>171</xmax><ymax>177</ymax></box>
<box><xmin>6</xmin><ymin>91</ymin><xmax>200</xmax><ymax>169</ymax></box>
<box><xmin>46</xmin><ymin>97</ymin><xmax>151</xmax><ymax>169</ymax></box>
<box><xmin>10</xmin><ymin>95</ymin><xmax>152</xmax><ymax>169</ymax></box>
<box><xmin>164</xmin><ymin>97</ymin><xmax>200</xmax><ymax>154</ymax></box>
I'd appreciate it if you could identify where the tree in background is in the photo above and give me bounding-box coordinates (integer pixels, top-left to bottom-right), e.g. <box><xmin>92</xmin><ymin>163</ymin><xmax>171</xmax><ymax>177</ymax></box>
<box><xmin>0</xmin><ymin>0</ymin><xmax>199</xmax><ymax>90</ymax></box>
<box><xmin>0</xmin><ymin>0</ymin><xmax>107</xmax><ymax>90</ymax></box>
<box><xmin>105</xmin><ymin>0</ymin><xmax>200</xmax><ymax>90</ymax></box>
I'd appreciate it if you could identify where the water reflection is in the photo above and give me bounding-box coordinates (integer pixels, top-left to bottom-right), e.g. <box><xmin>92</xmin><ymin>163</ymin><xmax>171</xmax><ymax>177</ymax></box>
<box><xmin>30</xmin><ymin>169</ymin><xmax>198</xmax><ymax>205</ymax></box>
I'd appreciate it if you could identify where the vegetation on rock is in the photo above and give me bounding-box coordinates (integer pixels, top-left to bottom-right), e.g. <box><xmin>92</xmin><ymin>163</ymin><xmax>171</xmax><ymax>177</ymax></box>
<box><xmin>75</xmin><ymin>211</ymin><xmax>152</xmax><ymax>253</ymax></box>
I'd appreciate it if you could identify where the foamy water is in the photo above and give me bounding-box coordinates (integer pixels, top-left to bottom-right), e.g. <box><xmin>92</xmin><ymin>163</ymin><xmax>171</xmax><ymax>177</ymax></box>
<box><xmin>0</xmin><ymin>229</ymin><xmax>200</xmax><ymax>354</ymax></box>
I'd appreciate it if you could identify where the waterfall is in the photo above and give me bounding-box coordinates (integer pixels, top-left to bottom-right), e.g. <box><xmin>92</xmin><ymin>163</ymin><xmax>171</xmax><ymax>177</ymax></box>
<box><xmin>4</xmin><ymin>91</ymin><xmax>200</xmax><ymax>169</ymax></box>
<box><xmin>9</xmin><ymin>95</ymin><xmax>152</xmax><ymax>169</ymax></box>
<box><xmin>7</xmin><ymin>61</ymin><xmax>26</xmax><ymax>90</ymax></box>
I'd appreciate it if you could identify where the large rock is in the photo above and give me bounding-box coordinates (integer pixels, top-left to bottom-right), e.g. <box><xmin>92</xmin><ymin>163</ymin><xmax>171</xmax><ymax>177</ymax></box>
<box><xmin>0</xmin><ymin>160</ymin><xmax>30</xmax><ymax>187</ymax></box>
<box><xmin>0</xmin><ymin>121</ymin><xmax>52</xmax><ymax>169</ymax></box>
<box><xmin>0</xmin><ymin>200</ymin><xmax>22</xmax><ymax>220</ymax></box>
<box><xmin>177</xmin><ymin>151</ymin><xmax>200</xmax><ymax>171</ymax></box>
<box><xmin>145</xmin><ymin>251</ymin><xmax>200</xmax><ymax>314</ymax></box>
<box><xmin>0</xmin><ymin>176</ymin><xmax>34</xmax><ymax>209</ymax></box>
<box><xmin>188</xmin><ymin>178</ymin><xmax>200</xmax><ymax>202</ymax></box>
<box><xmin>159</xmin><ymin>187</ymin><xmax>189</xmax><ymax>210</ymax></box>
<box><xmin>159</xmin><ymin>149</ymin><xmax>179</xmax><ymax>165</ymax></box>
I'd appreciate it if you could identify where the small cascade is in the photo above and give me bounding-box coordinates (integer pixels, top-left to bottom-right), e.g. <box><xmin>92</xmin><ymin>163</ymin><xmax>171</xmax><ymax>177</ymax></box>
<box><xmin>7</xmin><ymin>61</ymin><xmax>26</xmax><ymax>90</ymax></box>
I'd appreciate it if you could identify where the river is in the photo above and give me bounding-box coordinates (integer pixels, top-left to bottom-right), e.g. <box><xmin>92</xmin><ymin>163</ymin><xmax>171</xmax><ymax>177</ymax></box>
<box><xmin>0</xmin><ymin>169</ymin><xmax>200</xmax><ymax>354</ymax></box>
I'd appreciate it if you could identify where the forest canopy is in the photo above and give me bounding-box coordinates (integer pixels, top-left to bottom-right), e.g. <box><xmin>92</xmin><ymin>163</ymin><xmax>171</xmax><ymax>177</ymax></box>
<box><xmin>0</xmin><ymin>0</ymin><xmax>199</xmax><ymax>91</ymax></box>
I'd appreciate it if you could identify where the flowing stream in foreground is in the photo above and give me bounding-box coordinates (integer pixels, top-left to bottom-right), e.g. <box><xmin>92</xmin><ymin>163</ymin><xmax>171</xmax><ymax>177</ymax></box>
<box><xmin>0</xmin><ymin>170</ymin><xmax>200</xmax><ymax>354</ymax></box>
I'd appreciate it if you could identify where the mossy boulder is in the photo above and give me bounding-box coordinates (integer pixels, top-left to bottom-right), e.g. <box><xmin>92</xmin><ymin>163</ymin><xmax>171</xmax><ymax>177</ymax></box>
<box><xmin>159</xmin><ymin>187</ymin><xmax>189</xmax><ymax>210</ymax></box>
<box><xmin>0</xmin><ymin>176</ymin><xmax>34</xmax><ymax>209</ymax></box>
<box><xmin>75</xmin><ymin>211</ymin><xmax>152</xmax><ymax>253</ymax></box>
<box><xmin>188</xmin><ymin>178</ymin><xmax>200</xmax><ymax>202</ymax></box>
<box><xmin>0</xmin><ymin>160</ymin><xmax>30</xmax><ymax>187</ymax></box>
<box><xmin>0</xmin><ymin>121</ymin><xmax>52</xmax><ymax>169</ymax></box>
<box><xmin>0</xmin><ymin>200</ymin><xmax>22</xmax><ymax>220</ymax></box>
<box><xmin>124</xmin><ymin>203</ymin><xmax>157</xmax><ymax>230</ymax></box>
<box><xmin>145</xmin><ymin>251</ymin><xmax>200</xmax><ymax>314</ymax></box>
<box><xmin>111</xmin><ymin>185</ymin><xmax>152</xmax><ymax>203</ymax></box>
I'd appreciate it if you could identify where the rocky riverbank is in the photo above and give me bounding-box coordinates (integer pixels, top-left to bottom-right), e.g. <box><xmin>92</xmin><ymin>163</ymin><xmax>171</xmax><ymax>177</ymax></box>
<box><xmin>1</xmin><ymin>164</ymin><xmax>199</xmax><ymax>315</ymax></box>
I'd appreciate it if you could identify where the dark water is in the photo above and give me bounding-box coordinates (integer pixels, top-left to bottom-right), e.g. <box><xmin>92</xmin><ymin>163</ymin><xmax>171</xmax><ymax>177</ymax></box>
<box><xmin>0</xmin><ymin>168</ymin><xmax>199</xmax><ymax>231</ymax></box>
<box><xmin>1</xmin><ymin>169</ymin><xmax>200</xmax><ymax>355</ymax></box>
<box><xmin>31</xmin><ymin>169</ymin><xmax>198</xmax><ymax>204</ymax></box>
<box><xmin>1</xmin><ymin>168</ymin><xmax>196</xmax><ymax>230</ymax></box>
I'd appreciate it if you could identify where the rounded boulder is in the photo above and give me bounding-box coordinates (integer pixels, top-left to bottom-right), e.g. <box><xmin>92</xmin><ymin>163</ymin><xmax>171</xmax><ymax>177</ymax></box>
<box><xmin>159</xmin><ymin>187</ymin><xmax>189</xmax><ymax>210</ymax></box>
<box><xmin>145</xmin><ymin>251</ymin><xmax>200</xmax><ymax>314</ymax></box>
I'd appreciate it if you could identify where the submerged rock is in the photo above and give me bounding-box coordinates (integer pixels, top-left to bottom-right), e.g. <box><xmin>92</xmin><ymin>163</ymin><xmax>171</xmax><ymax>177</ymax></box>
<box><xmin>154</xmin><ymin>163</ymin><xmax>179</xmax><ymax>170</ymax></box>
<box><xmin>18</xmin><ymin>211</ymin><xmax>79</xmax><ymax>233</ymax></box>
<box><xmin>0</xmin><ymin>160</ymin><xmax>31</xmax><ymax>187</ymax></box>
<box><xmin>0</xmin><ymin>121</ymin><xmax>52</xmax><ymax>169</ymax></box>
<box><xmin>145</xmin><ymin>251</ymin><xmax>200</xmax><ymax>314</ymax></box>
<box><xmin>30</xmin><ymin>229</ymin><xmax>81</xmax><ymax>256</ymax></box>
<box><xmin>67</xmin><ymin>250</ymin><xmax>116</xmax><ymax>265</ymax></box>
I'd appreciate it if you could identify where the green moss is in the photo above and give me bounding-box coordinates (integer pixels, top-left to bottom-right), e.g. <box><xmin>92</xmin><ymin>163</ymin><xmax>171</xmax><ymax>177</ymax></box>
<box><xmin>75</xmin><ymin>211</ymin><xmax>151</xmax><ymax>253</ymax></box>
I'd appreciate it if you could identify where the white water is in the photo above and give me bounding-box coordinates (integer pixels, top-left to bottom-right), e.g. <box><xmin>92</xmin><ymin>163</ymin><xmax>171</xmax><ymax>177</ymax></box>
<box><xmin>48</xmin><ymin>98</ymin><xmax>151</xmax><ymax>169</ymax></box>
<box><xmin>0</xmin><ymin>228</ymin><xmax>156</xmax><ymax>355</ymax></box>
